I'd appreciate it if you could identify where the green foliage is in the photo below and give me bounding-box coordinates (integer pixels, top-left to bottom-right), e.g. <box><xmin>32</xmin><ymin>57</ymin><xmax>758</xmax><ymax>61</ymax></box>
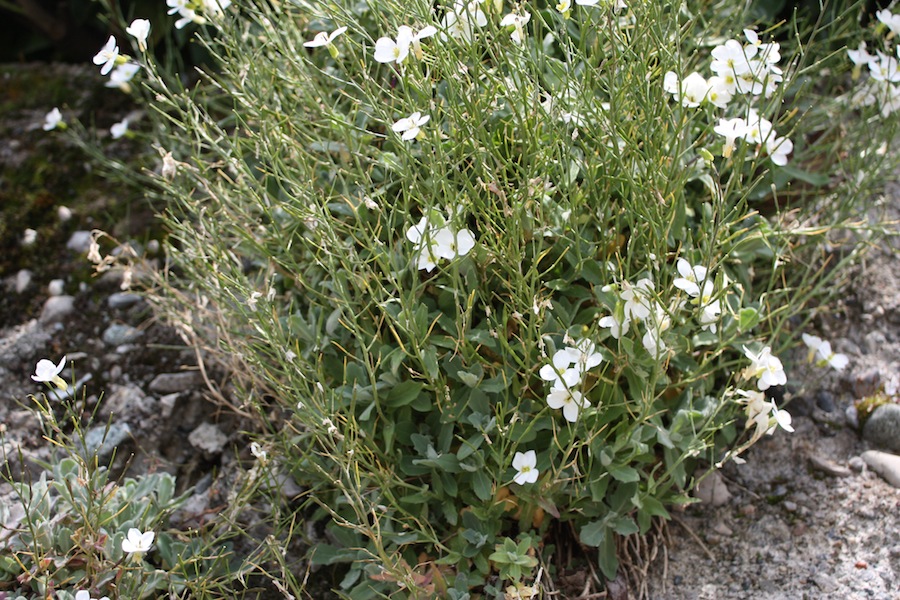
<box><xmin>56</xmin><ymin>0</ymin><xmax>898</xmax><ymax>596</ymax></box>
<box><xmin>0</xmin><ymin>389</ymin><xmax>240</xmax><ymax>600</ymax></box>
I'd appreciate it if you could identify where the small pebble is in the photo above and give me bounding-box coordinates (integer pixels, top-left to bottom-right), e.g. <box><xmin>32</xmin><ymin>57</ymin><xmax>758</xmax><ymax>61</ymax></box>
<box><xmin>102</xmin><ymin>323</ymin><xmax>143</xmax><ymax>346</ymax></box>
<box><xmin>784</xmin><ymin>501</ymin><xmax>798</xmax><ymax>512</ymax></box>
<box><xmin>15</xmin><ymin>269</ymin><xmax>32</xmax><ymax>293</ymax></box>
<box><xmin>58</xmin><ymin>205</ymin><xmax>72</xmax><ymax>221</ymax></box>
<box><xmin>815</xmin><ymin>390</ymin><xmax>835</xmax><ymax>412</ymax></box>
<box><xmin>108</xmin><ymin>292</ymin><xmax>143</xmax><ymax>309</ymax></box>
<box><xmin>66</xmin><ymin>230</ymin><xmax>93</xmax><ymax>253</ymax></box>
<box><xmin>48</xmin><ymin>279</ymin><xmax>65</xmax><ymax>296</ymax></box>
<box><xmin>848</xmin><ymin>456</ymin><xmax>865</xmax><ymax>472</ymax></box>
<box><xmin>39</xmin><ymin>295</ymin><xmax>75</xmax><ymax>324</ymax></box>
<box><xmin>739</xmin><ymin>504</ymin><xmax>757</xmax><ymax>516</ymax></box>
<box><xmin>809</xmin><ymin>455</ymin><xmax>852</xmax><ymax>478</ymax></box>
<box><xmin>22</xmin><ymin>228</ymin><xmax>37</xmax><ymax>246</ymax></box>
<box><xmin>855</xmin><ymin>560</ymin><xmax>868</xmax><ymax>569</ymax></box>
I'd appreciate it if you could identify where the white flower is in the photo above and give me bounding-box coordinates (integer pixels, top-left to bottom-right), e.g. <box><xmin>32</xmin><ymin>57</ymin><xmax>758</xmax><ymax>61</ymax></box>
<box><xmin>391</xmin><ymin>111</ymin><xmax>430</xmax><ymax>141</ymax></box>
<box><xmin>405</xmin><ymin>215</ymin><xmax>476</xmax><ymax>272</ymax></box>
<box><xmin>75</xmin><ymin>591</ymin><xmax>110</xmax><ymax>600</ymax></box>
<box><xmin>869</xmin><ymin>51</ymin><xmax>900</xmax><ymax>83</ymax></box>
<box><xmin>32</xmin><ymin>355</ymin><xmax>67</xmax><ymax>390</ymax></box>
<box><xmin>126</xmin><ymin>18</ymin><xmax>151</xmax><ymax>51</ymax></box>
<box><xmin>769</xmin><ymin>400</ymin><xmax>794</xmax><ymax>433</ymax></box>
<box><xmin>121</xmin><ymin>528</ymin><xmax>155</xmax><ymax>558</ymax></box>
<box><xmin>92</xmin><ymin>35</ymin><xmax>120</xmax><ymax>76</ymax></box>
<box><xmin>641</xmin><ymin>304</ymin><xmax>670</xmax><ymax>356</ymax></box>
<box><xmin>303</xmin><ymin>26</ymin><xmax>347</xmax><ymax>48</ymax></box>
<box><xmin>499</xmin><ymin>11</ymin><xmax>530</xmax><ymax>44</ymax></box>
<box><xmin>43</xmin><ymin>107</ymin><xmax>63</xmax><ymax>131</ymax></box>
<box><xmin>599</xmin><ymin>312</ymin><xmax>630</xmax><ymax>339</ymax></box>
<box><xmin>877</xmin><ymin>9</ymin><xmax>900</xmax><ymax>36</ymax></box>
<box><xmin>847</xmin><ymin>41</ymin><xmax>876</xmax><ymax>66</ymax></box>
<box><xmin>546</xmin><ymin>387</ymin><xmax>590</xmax><ymax>422</ymax></box>
<box><xmin>555</xmin><ymin>0</ymin><xmax>572</xmax><ymax>14</ymax></box>
<box><xmin>663</xmin><ymin>71</ymin><xmax>710</xmax><ymax>107</ymax></box>
<box><xmin>512</xmin><ymin>450</ymin><xmax>538</xmax><ymax>485</ymax></box>
<box><xmin>110</xmin><ymin>118</ymin><xmax>130</xmax><ymax>140</ymax></box>
<box><xmin>710</xmin><ymin>39</ymin><xmax>755</xmax><ymax>78</ymax></box>
<box><xmin>742</xmin><ymin>111</ymin><xmax>774</xmax><ymax>145</ymax></box>
<box><xmin>621</xmin><ymin>278</ymin><xmax>654</xmax><ymax>321</ymax></box>
<box><xmin>672</xmin><ymin>258</ymin><xmax>708</xmax><ymax>297</ymax></box>
<box><xmin>714</xmin><ymin>117</ymin><xmax>747</xmax><ymax>158</ymax></box>
<box><xmin>441</xmin><ymin>2</ymin><xmax>487</xmax><ymax>41</ymax></box>
<box><xmin>538</xmin><ymin>349</ymin><xmax>583</xmax><ymax>388</ymax></box>
<box><xmin>697</xmin><ymin>282</ymin><xmax>721</xmax><ymax>333</ymax></box>
<box><xmin>105</xmin><ymin>63</ymin><xmax>141</xmax><ymax>92</ymax></box>
<box><xmin>742</xmin><ymin>345</ymin><xmax>787</xmax><ymax>391</ymax></box>
<box><xmin>374</xmin><ymin>26</ymin><xmax>414</xmax><ymax>63</ymax></box>
<box><xmin>801</xmin><ymin>333</ymin><xmax>849</xmax><ymax>371</ymax></box>
<box><xmin>706</xmin><ymin>76</ymin><xmax>734</xmax><ymax>108</ymax></box>
<box><xmin>765</xmin><ymin>135</ymin><xmax>793</xmax><ymax>166</ymax></box>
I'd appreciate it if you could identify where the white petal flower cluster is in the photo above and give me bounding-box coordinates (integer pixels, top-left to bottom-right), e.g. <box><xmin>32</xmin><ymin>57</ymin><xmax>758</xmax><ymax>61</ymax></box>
<box><xmin>166</xmin><ymin>0</ymin><xmax>231</xmax><ymax>30</ymax></box>
<box><xmin>737</xmin><ymin>389</ymin><xmax>794</xmax><ymax>441</ymax></box>
<box><xmin>846</xmin><ymin>27</ymin><xmax>900</xmax><ymax>118</ymax></box>
<box><xmin>406</xmin><ymin>212</ymin><xmax>476</xmax><ymax>272</ymax></box>
<box><xmin>664</xmin><ymin>30</ymin><xmax>792</xmax><ymax>166</ymax></box>
<box><xmin>600</xmin><ymin>278</ymin><xmax>671</xmax><ymax>355</ymax></box>
<box><xmin>801</xmin><ymin>333</ymin><xmax>849</xmax><ymax>371</ymax></box>
<box><xmin>713</xmin><ymin>110</ymin><xmax>792</xmax><ymax>165</ymax></box>
<box><xmin>673</xmin><ymin>258</ymin><xmax>721</xmax><ymax>333</ymax></box>
<box><xmin>441</xmin><ymin>1</ymin><xmax>487</xmax><ymax>42</ymax></box>
<box><xmin>539</xmin><ymin>339</ymin><xmax>602</xmax><ymax>422</ymax></box>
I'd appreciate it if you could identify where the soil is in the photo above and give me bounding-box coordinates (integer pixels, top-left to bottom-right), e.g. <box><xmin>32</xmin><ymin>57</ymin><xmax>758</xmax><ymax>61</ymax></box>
<box><xmin>1</xmin><ymin>63</ymin><xmax>898</xmax><ymax>600</ymax></box>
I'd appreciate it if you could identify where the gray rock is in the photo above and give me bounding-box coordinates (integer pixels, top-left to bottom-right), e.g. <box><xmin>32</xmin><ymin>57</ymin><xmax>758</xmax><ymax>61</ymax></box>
<box><xmin>815</xmin><ymin>390</ymin><xmax>834</xmax><ymax>413</ymax></box>
<box><xmin>188</xmin><ymin>422</ymin><xmax>228</xmax><ymax>454</ymax></box>
<box><xmin>80</xmin><ymin>422</ymin><xmax>133</xmax><ymax>460</ymax></box>
<box><xmin>808</xmin><ymin>455</ymin><xmax>852</xmax><ymax>478</ymax></box>
<box><xmin>66</xmin><ymin>230</ymin><xmax>92</xmax><ymax>253</ymax></box>
<box><xmin>149</xmin><ymin>371</ymin><xmax>203</xmax><ymax>394</ymax></box>
<box><xmin>108</xmin><ymin>292</ymin><xmax>143</xmax><ymax>310</ymax></box>
<box><xmin>848</xmin><ymin>456</ymin><xmax>866</xmax><ymax>472</ymax></box>
<box><xmin>861</xmin><ymin>450</ymin><xmax>900</xmax><ymax>488</ymax></box>
<box><xmin>863</xmin><ymin>403</ymin><xmax>900</xmax><ymax>452</ymax></box>
<box><xmin>812</xmin><ymin>573</ymin><xmax>839</xmax><ymax>593</ymax></box>
<box><xmin>47</xmin><ymin>279</ymin><xmax>65</xmax><ymax>296</ymax></box>
<box><xmin>102</xmin><ymin>323</ymin><xmax>143</xmax><ymax>346</ymax></box>
<box><xmin>99</xmin><ymin>383</ymin><xmax>147</xmax><ymax>418</ymax></box>
<box><xmin>39</xmin><ymin>295</ymin><xmax>75</xmax><ymax>324</ymax></box>
<box><xmin>695</xmin><ymin>471</ymin><xmax>732</xmax><ymax>507</ymax></box>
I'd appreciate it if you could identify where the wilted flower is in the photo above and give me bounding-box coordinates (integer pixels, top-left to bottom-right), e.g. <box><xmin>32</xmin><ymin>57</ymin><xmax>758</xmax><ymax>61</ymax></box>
<box><xmin>250</xmin><ymin>441</ymin><xmax>268</xmax><ymax>462</ymax></box>
<box><xmin>391</xmin><ymin>111</ymin><xmax>430</xmax><ymax>141</ymax></box>
<box><xmin>32</xmin><ymin>356</ymin><xmax>68</xmax><ymax>390</ymax></box>
<box><xmin>92</xmin><ymin>35</ymin><xmax>120</xmax><ymax>76</ymax></box>
<box><xmin>43</xmin><ymin>107</ymin><xmax>64</xmax><ymax>131</ymax></box>
<box><xmin>742</xmin><ymin>345</ymin><xmax>787</xmax><ymax>391</ymax></box>
<box><xmin>121</xmin><ymin>528</ymin><xmax>154</xmax><ymax>560</ymax></box>
<box><xmin>126</xmin><ymin>18</ymin><xmax>151</xmax><ymax>51</ymax></box>
<box><xmin>512</xmin><ymin>450</ymin><xmax>538</xmax><ymax>485</ymax></box>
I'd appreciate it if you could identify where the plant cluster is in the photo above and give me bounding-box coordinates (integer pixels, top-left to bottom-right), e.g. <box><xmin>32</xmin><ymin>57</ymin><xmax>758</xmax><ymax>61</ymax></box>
<box><xmin>37</xmin><ymin>0</ymin><xmax>899</xmax><ymax>596</ymax></box>
<box><xmin>0</xmin><ymin>362</ymin><xmax>239</xmax><ymax>600</ymax></box>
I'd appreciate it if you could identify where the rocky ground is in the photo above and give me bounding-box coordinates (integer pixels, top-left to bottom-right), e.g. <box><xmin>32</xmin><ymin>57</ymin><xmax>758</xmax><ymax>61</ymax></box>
<box><xmin>1</xmin><ymin>63</ymin><xmax>899</xmax><ymax>599</ymax></box>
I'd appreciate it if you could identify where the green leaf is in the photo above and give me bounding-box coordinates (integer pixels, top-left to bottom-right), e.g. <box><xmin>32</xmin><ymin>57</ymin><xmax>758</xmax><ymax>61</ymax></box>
<box><xmin>608</xmin><ymin>464</ymin><xmax>640</xmax><ymax>483</ymax></box>
<box><xmin>739</xmin><ymin>307</ymin><xmax>759</xmax><ymax>331</ymax></box>
<box><xmin>579</xmin><ymin>520</ymin><xmax>608</xmax><ymax>547</ymax></box>
<box><xmin>384</xmin><ymin>381</ymin><xmax>425</xmax><ymax>408</ymax></box>
<box><xmin>471</xmin><ymin>470</ymin><xmax>493</xmax><ymax>501</ymax></box>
